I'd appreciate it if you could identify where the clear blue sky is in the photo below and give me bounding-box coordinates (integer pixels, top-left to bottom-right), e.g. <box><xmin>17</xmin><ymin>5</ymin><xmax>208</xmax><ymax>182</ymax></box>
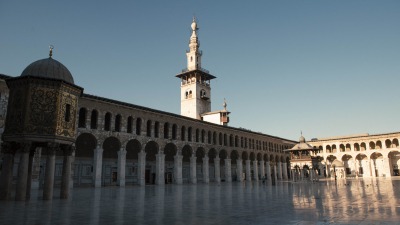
<box><xmin>1</xmin><ymin>1</ymin><xmax>399</xmax><ymax>141</ymax></box>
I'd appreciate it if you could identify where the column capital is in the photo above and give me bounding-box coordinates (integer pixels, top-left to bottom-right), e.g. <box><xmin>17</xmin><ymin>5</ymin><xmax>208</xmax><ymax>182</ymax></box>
<box><xmin>61</xmin><ymin>145</ymin><xmax>75</xmax><ymax>156</ymax></box>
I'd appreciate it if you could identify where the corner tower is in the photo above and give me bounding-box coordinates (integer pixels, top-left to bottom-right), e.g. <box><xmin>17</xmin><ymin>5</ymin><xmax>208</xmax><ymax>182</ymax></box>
<box><xmin>176</xmin><ymin>18</ymin><xmax>216</xmax><ymax>119</ymax></box>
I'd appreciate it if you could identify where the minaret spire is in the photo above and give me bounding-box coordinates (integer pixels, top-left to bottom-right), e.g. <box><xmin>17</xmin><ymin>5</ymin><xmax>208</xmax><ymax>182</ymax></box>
<box><xmin>187</xmin><ymin>17</ymin><xmax>201</xmax><ymax>71</ymax></box>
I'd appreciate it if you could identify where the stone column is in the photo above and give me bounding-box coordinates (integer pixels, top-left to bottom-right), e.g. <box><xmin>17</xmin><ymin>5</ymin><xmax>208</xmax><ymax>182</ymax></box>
<box><xmin>282</xmin><ymin>162</ymin><xmax>288</xmax><ymax>180</ymax></box>
<box><xmin>60</xmin><ymin>146</ymin><xmax>74</xmax><ymax>199</ymax></box>
<box><xmin>245</xmin><ymin>160</ymin><xmax>251</xmax><ymax>181</ymax></box>
<box><xmin>364</xmin><ymin>159</ymin><xmax>371</xmax><ymax>178</ymax></box>
<box><xmin>190</xmin><ymin>156</ymin><xmax>197</xmax><ymax>184</ymax></box>
<box><xmin>93</xmin><ymin>147</ymin><xmax>103</xmax><ymax>188</ymax></box>
<box><xmin>370</xmin><ymin>159</ymin><xmax>376</xmax><ymax>177</ymax></box>
<box><xmin>174</xmin><ymin>154</ymin><xmax>183</xmax><ymax>184</ymax></box>
<box><xmin>253</xmin><ymin>160</ymin><xmax>259</xmax><ymax>181</ymax></box>
<box><xmin>31</xmin><ymin>148</ymin><xmax>42</xmax><ymax>189</ymax></box>
<box><xmin>259</xmin><ymin>160</ymin><xmax>265</xmax><ymax>179</ymax></box>
<box><xmin>15</xmin><ymin>143</ymin><xmax>32</xmax><ymax>201</ymax></box>
<box><xmin>273</xmin><ymin>164</ymin><xmax>278</xmax><ymax>181</ymax></box>
<box><xmin>203</xmin><ymin>156</ymin><xmax>209</xmax><ymax>183</ymax></box>
<box><xmin>0</xmin><ymin>143</ymin><xmax>15</xmax><ymax>200</ymax></box>
<box><xmin>383</xmin><ymin>157</ymin><xmax>392</xmax><ymax>178</ymax></box>
<box><xmin>43</xmin><ymin>144</ymin><xmax>58</xmax><ymax>200</ymax></box>
<box><xmin>225</xmin><ymin>158</ymin><xmax>232</xmax><ymax>182</ymax></box>
<box><xmin>236</xmin><ymin>159</ymin><xmax>243</xmax><ymax>182</ymax></box>
<box><xmin>117</xmin><ymin>148</ymin><xmax>127</xmax><ymax>187</ymax></box>
<box><xmin>137</xmin><ymin>151</ymin><xmax>146</xmax><ymax>186</ymax></box>
<box><xmin>266</xmin><ymin>161</ymin><xmax>271</xmax><ymax>181</ymax></box>
<box><xmin>156</xmin><ymin>153</ymin><xmax>165</xmax><ymax>185</ymax></box>
<box><xmin>214</xmin><ymin>157</ymin><xmax>221</xmax><ymax>183</ymax></box>
<box><xmin>277</xmin><ymin>162</ymin><xmax>282</xmax><ymax>180</ymax></box>
<box><xmin>25</xmin><ymin>148</ymin><xmax>35</xmax><ymax>200</ymax></box>
<box><xmin>325</xmin><ymin>161</ymin><xmax>329</xmax><ymax>177</ymax></box>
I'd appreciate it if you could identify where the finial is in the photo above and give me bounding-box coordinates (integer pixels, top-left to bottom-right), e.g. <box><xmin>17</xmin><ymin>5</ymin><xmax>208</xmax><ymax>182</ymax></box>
<box><xmin>223</xmin><ymin>98</ymin><xmax>227</xmax><ymax>110</ymax></box>
<box><xmin>193</xmin><ymin>15</ymin><xmax>196</xmax><ymax>22</ymax></box>
<box><xmin>301</xmin><ymin>130</ymin><xmax>302</xmax><ymax>136</ymax></box>
<box><xmin>49</xmin><ymin>45</ymin><xmax>54</xmax><ymax>58</ymax></box>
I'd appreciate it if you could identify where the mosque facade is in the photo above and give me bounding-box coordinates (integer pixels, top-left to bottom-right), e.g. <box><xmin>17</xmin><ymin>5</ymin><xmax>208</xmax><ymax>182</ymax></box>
<box><xmin>0</xmin><ymin>19</ymin><xmax>399</xmax><ymax>201</ymax></box>
<box><xmin>0</xmin><ymin>19</ymin><xmax>295</xmax><ymax>201</ymax></box>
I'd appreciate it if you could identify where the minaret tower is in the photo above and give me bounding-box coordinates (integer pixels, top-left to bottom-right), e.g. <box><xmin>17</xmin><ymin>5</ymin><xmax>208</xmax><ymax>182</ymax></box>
<box><xmin>176</xmin><ymin>17</ymin><xmax>216</xmax><ymax>119</ymax></box>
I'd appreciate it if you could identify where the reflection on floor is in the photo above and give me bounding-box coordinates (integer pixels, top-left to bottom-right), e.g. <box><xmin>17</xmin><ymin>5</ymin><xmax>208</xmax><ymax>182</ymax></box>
<box><xmin>1</xmin><ymin>178</ymin><xmax>400</xmax><ymax>225</ymax></box>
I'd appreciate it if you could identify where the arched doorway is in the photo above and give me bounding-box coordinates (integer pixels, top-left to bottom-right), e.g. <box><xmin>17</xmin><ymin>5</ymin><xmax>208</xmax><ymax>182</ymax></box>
<box><xmin>196</xmin><ymin>147</ymin><xmax>206</xmax><ymax>182</ymax></box>
<box><xmin>75</xmin><ymin>133</ymin><xmax>97</xmax><ymax>186</ymax></box>
<box><xmin>145</xmin><ymin>141</ymin><xmax>159</xmax><ymax>184</ymax></box>
<box><xmin>230</xmin><ymin>150</ymin><xmax>239</xmax><ymax>181</ymax></box>
<box><xmin>182</xmin><ymin>145</ymin><xmax>192</xmax><ymax>183</ymax></box>
<box><xmin>341</xmin><ymin>154</ymin><xmax>353</xmax><ymax>177</ymax></box>
<box><xmin>126</xmin><ymin>139</ymin><xmax>141</xmax><ymax>185</ymax></box>
<box><xmin>355</xmin><ymin>153</ymin><xmax>369</xmax><ymax>177</ymax></box>
<box><xmin>219</xmin><ymin>149</ymin><xmax>227</xmax><ymax>181</ymax></box>
<box><xmin>102</xmin><ymin>137</ymin><xmax>121</xmax><ymax>186</ymax></box>
<box><xmin>388</xmin><ymin>151</ymin><xmax>400</xmax><ymax>176</ymax></box>
<box><xmin>164</xmin><ymin>143</ymin><xmax>177</xmax><ymax>184</ymax></box>
<box><xmin>208</xmin><ymin>148</ymin><xmax>217</xmax><ymax>182</ymax></box>
<box><xmin>370</xmin><ymin>152</ymin><xmax>384</xmax><ymax>177</ymax></box>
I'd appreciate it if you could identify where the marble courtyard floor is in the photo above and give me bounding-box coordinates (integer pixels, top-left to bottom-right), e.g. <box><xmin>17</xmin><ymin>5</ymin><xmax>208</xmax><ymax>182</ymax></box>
<box><xmin>1</xmin><ymin>178</ymin><xmax>400</xmax><ymax>225</ymax></box>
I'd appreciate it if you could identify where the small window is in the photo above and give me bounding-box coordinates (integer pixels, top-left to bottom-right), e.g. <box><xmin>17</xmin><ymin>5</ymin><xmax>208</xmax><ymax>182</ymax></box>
<box><xmin>65</xmin><ymin>104</ymin><xmax>71</xmax><ymax>122</ymax></box>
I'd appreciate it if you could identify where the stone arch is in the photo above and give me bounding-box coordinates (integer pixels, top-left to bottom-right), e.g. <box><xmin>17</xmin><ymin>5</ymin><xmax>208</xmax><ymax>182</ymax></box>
<box><xmin>339</xmin><ymin>144</ymin><xmax>345</xmax><ymax>152</ymax></box>
<box><xmin>182</xmin><ymin>145</ymin><xmax>192</xmax><ymax>162</ymax></box>
<box><xmin>385</xmin><ymin>139</ymin><xmax>392</xmax><ymax>148</ymax></box>
<box><xmin>181</xmin><ymin>126</ymin><xmax>186</xmax><ymax>141</ymax></box>
<box><xmin>104</xmin><ymin>112</ymin><xmax>112</xmax><ymax>131</ymax></box>
<box><xmin>326</xmin><ymin>145</ymin><xmax>332</xmax><ymax>153</ymax></box>
<box><xmin>172</xmin><ymin>124</ymin><xmax>177</xmax><ymax>140</ymax></box>
<box><xmin>345</xmin><ymin>143</ymin><xmax>351</xmax><ymax>152</ymax></box>
<box><xmin>219</xmin><ymin>149</ymin><xmax>227</xmax><ymax>165</ymax></box>
<box><xmin>127</xmin><ymin>116</ymin><xmax>133</xmax><ymax>133</ymax></box>
<box><xmin>219</xmin><ymin>133</ymin><xmax>223</xmax><ymax>145</ymax></box>
<box><xmin>102</xmin><ymin>136</ymin><xmax>121</xmax><ymax>159</ymax></box>
<box><xmin>208</xmin><ymin>148</ymin><xmax>217</xmax><ymax>163</ymax></box>
<box><xmin>154</xmin><ymin>121</ymin><xmax>160</xmax><ymax>138</ymax></box>
<box><xmin>114</xmin><ymin>114</ymin><xmax>122</xmax><ymax>132</ymax></box>
<box><xmin>376</xmin><ymin>140</ymin><xmax>382</xmax><ymax>149</ymax></box>
<box><xmin>369</xmin><ymin>141</ymin><xmax>376</xmax><ymax>150</ymax></box>
<box><xmin>249</xmin><ymin>152</ymin><xmax>255</xmax><ymax>161</ymax></box>
<box><xmin>201</xmin><ymin>129</ymin><xmax>205</xmax><ymax>143</ymax></box>
<box><xmin>274</xmin><ymin>155</ymin><xmax>279</xmax><ymax>163</ymax></box>
<box><xmin>146</xmin><ymin>120</ymin><xmax>152</xmax><ymax>137</ymax></box>
<box><xmin>196</xmin><ymin>147</ymin><xmax>205</xmax><ymax>163</ymax></box>
<box><xmin>256</xmin><ymin>153</ymin><xmax>262</xmax><ymax>161</ymax></box>
<box><xmin>354</xmin><ymin>143</ymin><xmax>360</xmax><ymax>151</ymax></box>
<box><xmin>332</xmin><ymin>144</ymin><xmax>337</xmax><ymax>153</ymax></box>
<box><xmin>78</xmin><ymin>107</ymin><xmax>87</xmax><ymax>128</ymax></box>
<box><xmin>269</xmin><ymin>154</ymin><xmax>274</xmax><ymax>162</ymax></box>
<box><xmin>164</xmin><ymin>123</ymin><xmax>170</xmax><ymax>139</ymax></box>
<box><xmin>263</xmin><ymin>153</ymin><xmax>268</xmax><ymax>161</ymax></box>
<box><xmin>360</xmin><ymin>142</ymin><xmax>366</xmax><ymax>151</ymax></box>
<box><xmin>188</xmin><ymin>127</ymin><xmax>192</xmax><ymax>141</ymax></box>
<box><xmin>388</xmin><ymin>151</ymin><xmax>400</xmax><ymax>176</ymax></box>
<box><xmin>341</xmin><ymin>154</ymin><xmax>353</xmax><ymax>175</ymax></box>
<box><xmin>208</xmin><ymin>131</ymin><xmax>212</xmax><ymax>144</ymax></box>
<box><xmin>126</xmin><ymin>139</ymin><xmax>141</xmax><ymax>160</ymax></box>
<box><xmin>242</xmin><ymin>151</ymin><xmax>248</xmax><ymax>160</ymax></box>
<box><xmin>164</xmin><ymin>143</ymin><xmax>177</xmax><ymax>162</ymax></box>
<box><xmin>280</xmin><ymin>155</ymin><xmax>284</xmax><ymax>163</ymax></box>
<box><xmin>136</xmin><ymin>118</ymin><xmax>142</xmax><ymax>135</ymax></box>
<box><xmin>76</xmin><ymin>133</ymin><xmax>97</xmax><ymax>158</ymax></box>
<box><xmin>90</xmin><ymin>109</ymin><xmax>98</xmax><ymax>129</ymax></box>
<box><xmin>230</xmin><ymin>150</ymin><xmax>239</xmax><ymax>164</ymax></box>
<box><xmin>145</xmin><ymin>141</ymin><xmax>159</xmax><ymax>161</ymax></box>
<box><xmin>393</xmin><ymin>139</ymin><xmax>399</xmax><ymax>147</ymax></box>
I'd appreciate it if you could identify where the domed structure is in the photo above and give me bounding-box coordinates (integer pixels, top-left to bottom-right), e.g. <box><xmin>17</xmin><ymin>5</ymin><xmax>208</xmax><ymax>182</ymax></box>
<box><xmin>21</xmin><ymin>57</ymin><xmax>74</xmax><ymax>84</ymax></box>
<box><xmin>299</xmin><ymin>135</ymin><xmax>306</xmax><ymax>143</ymax></box>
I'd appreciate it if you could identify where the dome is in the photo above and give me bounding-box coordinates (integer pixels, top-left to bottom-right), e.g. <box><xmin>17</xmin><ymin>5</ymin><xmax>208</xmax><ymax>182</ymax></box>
<box><xmin>299</xmin><ymin>135</ymin><xmax>306</xmax><ymax>143</ymax></box>
<box><xmin>21</xmin><ymin>57</ymin><xmax>74</xmax><ymax>84</ymax></box>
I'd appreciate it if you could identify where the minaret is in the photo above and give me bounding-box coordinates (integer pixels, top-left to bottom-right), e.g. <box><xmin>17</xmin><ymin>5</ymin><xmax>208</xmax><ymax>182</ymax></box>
<box><xmin>176</xmin><ymin>17</ymin><xmax>216</xmax><ymax>120</ymax></box>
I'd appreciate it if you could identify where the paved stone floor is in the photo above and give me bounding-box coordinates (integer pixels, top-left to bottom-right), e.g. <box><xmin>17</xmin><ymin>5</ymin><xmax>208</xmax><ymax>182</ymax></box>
<box><xmin>1</xmin><ymin>178</ymin><xmax>400</xmax><ymax>225</ymax></box>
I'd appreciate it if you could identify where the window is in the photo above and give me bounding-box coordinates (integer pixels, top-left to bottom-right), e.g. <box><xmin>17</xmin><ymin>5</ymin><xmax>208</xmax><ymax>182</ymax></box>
<box><xmin>164</xmin><ymin>123</ymin><xmax>169</xmax><ymax>139</ymax></box>
<box><xmin>127</xmin><ymin>116</ymin><xmax>133</xmax><ymax>133</ymax></box>
<box><xmin>136</xmin><ymin>118</ymin><xmax>142</xmax><ymax>135</ymax></box>
<box><xmin>90</xmin><ymin>110</ymin><xmax>98</xmax><ymax>129</ymax></box>
<box><xmin>154</xmin><ymin>122</ymin><xmax>160</xmax><ymax>138</ymax></box>
<box><xmin>78</xmin><ymin>108</ymin><xmax>87</xmax><ymax>128</ymax></box>
<box><xmin>172</xmin><ymin>124</ymin><xmax>177</xmax><ymax>140</ymax></box>
<box><xmin>104</xmin><ymin>113</ymin><xmax>111</xmax><ymax>131</ymax></box>
<box><xmin>147</xmin><ymin>120</ymin><xmax>152</xmax><ymax>137</ymax></box>
<box><xmin>115</xmin><ymin>114</ymin><xmax>121</xmax><ymax>132</ymax></box>
<box><xmin>65</xmin><ymin>104</ymin><xmax>71</xmax><ymax>122</ymax></box>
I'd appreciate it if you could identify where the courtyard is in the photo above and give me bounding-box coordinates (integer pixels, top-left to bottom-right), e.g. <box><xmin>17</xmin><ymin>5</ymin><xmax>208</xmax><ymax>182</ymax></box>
<box><xmin>0</xmin><ymin>178</ymin><xmax>399</xmax><ymax>225</ymax></box>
